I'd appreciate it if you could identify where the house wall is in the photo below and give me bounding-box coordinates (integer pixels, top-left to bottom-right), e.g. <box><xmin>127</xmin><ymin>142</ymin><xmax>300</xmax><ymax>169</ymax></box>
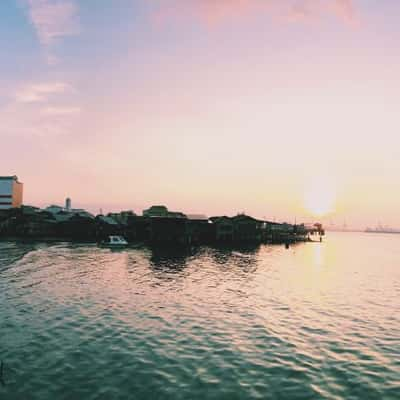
<box><xmin>222</xmin><ymin>216</ymin><xmax>262</xmax><ymax>243</ymax></box>
<box><xmin>234</xmin><ymin>220</ymin><xmax>260</xmax><ymax>241</ymax></box>
<box><xmin>12</xmin><ymin>180</ymin><xmax>23</xmax><ymax>208</ymax></box>
<box><xmin>149</xmin><ymin>217</ymin><xmax>188</xmax><ymax>244</ymax></box>
<box><xmin>187</xmin><ymin>220</ymin><xmax>213</xmax><ymax>244</ymax></box>
<box><xmin>125</xmin><ymin>216</ymin><xmax>150</xmax><ymax>241</ymax></box>
<box><xmin>0</xmin><ymin>179</ymin><xmax>14</xmax><ymax>210</ymax></box>
<box><xmin>216</xmin><ymin>221</ymin><xmax>234</xmax><ymax>241</ymax></box>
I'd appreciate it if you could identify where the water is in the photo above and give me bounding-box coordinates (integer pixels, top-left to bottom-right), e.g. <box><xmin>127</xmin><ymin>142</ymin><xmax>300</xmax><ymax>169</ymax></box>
<box><xmin>0</xmin><ymin>232</ymin><xmax>399</xmax><ymax>399</ymax></box>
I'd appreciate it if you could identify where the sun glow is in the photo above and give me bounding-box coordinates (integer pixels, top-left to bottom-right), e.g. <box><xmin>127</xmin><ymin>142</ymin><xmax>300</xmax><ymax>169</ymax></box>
<box><xmin>303</xmin><ymin>179</ymin><xmax>336</xmax><ymax>217</ymax></box>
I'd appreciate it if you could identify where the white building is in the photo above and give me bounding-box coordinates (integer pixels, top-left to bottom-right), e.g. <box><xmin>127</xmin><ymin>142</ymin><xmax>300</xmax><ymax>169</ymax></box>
<box><xmin>45</xmin><ymin>198</ymin><xmax>94</xmax><ymax>220</ymax></box>
<box><xmin>0</xmin><ymin>176</ymin><xmax>23</xmax><ymax>210</ymax></box>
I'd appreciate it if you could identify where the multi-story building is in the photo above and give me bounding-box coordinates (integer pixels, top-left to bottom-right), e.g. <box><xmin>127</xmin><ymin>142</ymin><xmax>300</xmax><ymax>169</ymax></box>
<box><xmin>0</xmin><ymin>176</ymin><xmax>23</xmax><ymax>210</ymax></box>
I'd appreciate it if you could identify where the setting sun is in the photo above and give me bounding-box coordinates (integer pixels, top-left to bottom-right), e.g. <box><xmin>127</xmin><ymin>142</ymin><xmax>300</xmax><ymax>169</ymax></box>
<box><xmin>303</xmin><ymin>180</ymin><xmax>336</xmax><ymax>217</ymax></box>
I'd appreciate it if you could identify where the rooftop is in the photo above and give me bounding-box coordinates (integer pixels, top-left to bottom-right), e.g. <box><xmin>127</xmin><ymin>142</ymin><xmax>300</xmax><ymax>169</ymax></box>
<box><xmin>0</xmin><ymin>176</ymin><xmax>22</xmax><ymax>183</ymax></box>
<box><xmin>97</xmin><ymin>215</ymin><xmax>119</xmax><ymax>225</ymax></box>
<box><xmin>187</xmin><ymin>214</ymin><xmax>208</xmax><ymax>221</ymax></box>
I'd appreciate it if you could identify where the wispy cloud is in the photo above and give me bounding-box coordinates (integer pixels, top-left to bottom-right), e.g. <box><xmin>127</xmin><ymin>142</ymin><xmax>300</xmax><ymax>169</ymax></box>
<box><xmin>41</xmin><ymin>106</ymin><xmax>81</xmax><ymax>116</ymax></box>
<box><xmin>154</xmin><ymin>0</ymin><xmax>358</xmax><ymax>26</ymax></box>
<box><xmin>1</xmin><ymin>101</ymin><xmax>80</xmax><ymax>139</ymax></box>
<box><xmin>15</xmin><ymin>82</ymin><xmax>72</xmax><ymax>103</ymax></box>
<box><xmin>1</xmin><ymin>80</ymin><xmax>80</xmax><ymax>141</ymax></box>
<box><xmin>286</xmin><ymin>0</ymin><xmax>357</xmax><ymax>23</ymax></box>
<box><xmin>330</xmin><ymin>0</ymin><xmax>356</xmax><ymax>23</ymax></box>
<box><xmin>25</xmin><ymin>0</ymin><xmax>79</xmax><ymax>46</ymax></box>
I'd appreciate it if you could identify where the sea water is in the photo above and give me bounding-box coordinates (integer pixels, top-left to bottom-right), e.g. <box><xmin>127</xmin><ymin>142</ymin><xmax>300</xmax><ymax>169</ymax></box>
<box><xmin>1</xmin><ymin>232</ymin><xmax>399</xmax><ymax>399</ymax></box>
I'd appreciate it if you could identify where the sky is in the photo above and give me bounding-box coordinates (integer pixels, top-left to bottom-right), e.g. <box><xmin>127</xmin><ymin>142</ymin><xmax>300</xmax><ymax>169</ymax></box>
<box><xmin>1</xmin><ymin>0</ymin><xmax>400</xmax><ymax>227</ymax></box>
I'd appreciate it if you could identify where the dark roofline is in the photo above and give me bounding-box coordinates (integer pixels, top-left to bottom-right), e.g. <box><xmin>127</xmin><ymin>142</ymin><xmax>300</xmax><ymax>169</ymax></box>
<box><xmin>209</xmin><ymin>216</ymin><xmax>231</xmax><ymax>222</ymax></box>
<box><xmin>144</xmin><ymin>205</ymin><xmax>168</xmax><ymax>210</ymax></box>
<box><xmin>210</xmin><ymin>215</ymin><xmax>265</xmax><ymax>223</ymax></box>
<box><xmin>148</xmin><ymin>215</ymin><xmax>187</xmax><ymax>220</ymax></box>
<box><xmin>187</xmin><ymin>214</ymin><xmax>208</xmax><ymax>220</ymax></box>
<box><xmin>232</xmin><ymin>214</ymin><xmax>263</xmax><ymax>222</ymax></box>
<box><xmin>0</xmin><ymin>176</ymin><xmax>21</xmax><ymax>183</ymax></box>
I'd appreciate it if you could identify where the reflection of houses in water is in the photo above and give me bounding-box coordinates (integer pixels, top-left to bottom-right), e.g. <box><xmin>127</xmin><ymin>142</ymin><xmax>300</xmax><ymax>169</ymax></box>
<box><xmin>149</xmin><ymin>246</ymin><xmax>196</xmax><ymax>273</ymax></box>
<box><xmin>207</xmin><ymin>246</ymin><xmax>259</xmax><ymax>274</ymax></box>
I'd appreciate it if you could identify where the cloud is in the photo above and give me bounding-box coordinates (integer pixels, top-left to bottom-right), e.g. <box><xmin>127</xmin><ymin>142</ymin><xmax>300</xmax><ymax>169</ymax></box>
<box><xmin>330</xmin><ymin>0</ymin><xmax>356</xmax><ymax>23</ymax></box>
<box><xmin>2</xmin><ymin>82</ymin><xmax>80</xmax><ymax>142</ymax></box>
<box><xmin>154</xmin><ymin>0</ymin><xmax>358</xmax><ymax>26</ymax></box>
<box><xmin>41</xmin><ymin>106</ymin><xmax>81</xmax><ymax>116</ymax></box>
<box><xmin>1</xmin><ymin>102</ymin><xmax>79</xmax><ymax>139</ymax></box>
<box><xmin>1</xmin><ymin>80</ymin><xmax>80</xmax><ymax>142</ymax></box>
<box><xmin>25</xmin><ymin>0</ymin><xmax>79</xmax><ymax>46</ymax></box>
<box><xmin>15</xmin><ymin>82</ymin><xmax>72</xmax><ymax>103</ymax></box>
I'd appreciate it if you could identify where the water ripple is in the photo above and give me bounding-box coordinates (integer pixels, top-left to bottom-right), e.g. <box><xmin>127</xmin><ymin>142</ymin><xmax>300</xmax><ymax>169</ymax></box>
<box><xmin>1</xmin><ymin>233</ymin><xmax>399</xmax><ymax>399</ymax></box>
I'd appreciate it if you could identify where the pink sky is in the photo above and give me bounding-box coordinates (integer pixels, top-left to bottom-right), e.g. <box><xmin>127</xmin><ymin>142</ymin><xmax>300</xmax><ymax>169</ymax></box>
<box><xmin>2</xmin><ymin>0</ymin><xmax>400</xmax><ymax>228</ymax></box>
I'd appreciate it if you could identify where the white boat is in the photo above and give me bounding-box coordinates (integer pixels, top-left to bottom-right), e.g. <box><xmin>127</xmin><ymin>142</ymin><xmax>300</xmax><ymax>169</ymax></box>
<box><xmin>100</xmin><ymin>235</ymin><xmax>128</xmax><ymax>247</ymax></box>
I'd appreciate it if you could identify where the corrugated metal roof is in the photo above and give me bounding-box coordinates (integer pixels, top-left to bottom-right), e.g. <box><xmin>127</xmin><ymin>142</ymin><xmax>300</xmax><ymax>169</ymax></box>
<box><xmin>187</xmin><ymin>214</ymin><xmax>208</xmax><ymax>220</ymax></box>
<box><xmin>98</xmin><ymin>215</ymin><xmax>118</xmax><ymax>225</ymax></box>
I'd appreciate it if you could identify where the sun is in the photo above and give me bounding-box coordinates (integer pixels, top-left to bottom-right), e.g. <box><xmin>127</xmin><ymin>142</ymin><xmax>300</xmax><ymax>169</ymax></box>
<box><xmin>303</xmin><ymin>179</ymin><xmax>336</xmax><ymax>217</ymax></box>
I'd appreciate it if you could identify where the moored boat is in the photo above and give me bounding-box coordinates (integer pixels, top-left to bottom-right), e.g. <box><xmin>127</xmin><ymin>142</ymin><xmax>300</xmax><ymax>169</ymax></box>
<box><xmin>100</xmin><ymin>235</ymin><xmax>128</xmax><ymax>247</ymax></box>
